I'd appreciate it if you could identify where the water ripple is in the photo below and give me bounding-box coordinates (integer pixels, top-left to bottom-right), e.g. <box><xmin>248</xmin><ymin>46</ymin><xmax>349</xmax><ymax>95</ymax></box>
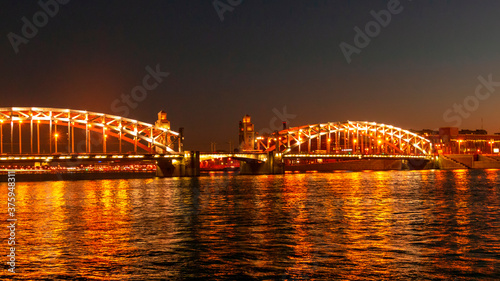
<box><xmin>1</xmin><ymin>170</ymin><xmax>499</xmax><ymax>279</ymax></box>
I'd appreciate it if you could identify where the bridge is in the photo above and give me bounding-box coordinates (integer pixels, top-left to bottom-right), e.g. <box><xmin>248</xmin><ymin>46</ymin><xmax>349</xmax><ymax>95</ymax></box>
<box><xmin>256</xmin><ymin>121</ymin><xmax>433</xmax><ymax>156</ymax></box>
<box><xmin>0</xmin><ymin>107</ymin><xmax>198</xmax><ymax>177</ymax></box>
<box><xmin>203</xmin><ymin>119</ymin><xmax>434</xmax><ymax>174</ymax></box>
<box><xmin>0</xmin><ymin>107</ymin><xmax>435</xmax><ymax>177</ymax></box>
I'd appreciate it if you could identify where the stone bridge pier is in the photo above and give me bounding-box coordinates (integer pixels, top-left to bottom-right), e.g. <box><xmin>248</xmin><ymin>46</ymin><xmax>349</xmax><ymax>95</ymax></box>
<box><xmin>156</xmin><ymin>151</ymin><xmax>200</xmax><ymax>177</ymax></box>
<box><xmin>239</xmin><ymin>152</ymin><xmax>284</xmax><ymax>175</ymax></box>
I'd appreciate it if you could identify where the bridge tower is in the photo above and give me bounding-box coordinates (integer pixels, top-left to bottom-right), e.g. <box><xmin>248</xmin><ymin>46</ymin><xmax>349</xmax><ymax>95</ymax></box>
<box><xmin>155</xmin><ymin>110</ymin><xmax>182</xmax><ymax>153</ymax></box>
<box><xmin>155</xmin><ymin>110</ymin><xmax>170</xmax><ymax>130</ymax></box>
<box><xmin>239</xmin><ymin>114</ymin><xmax>256</xmax><ymax>152</ymax></box>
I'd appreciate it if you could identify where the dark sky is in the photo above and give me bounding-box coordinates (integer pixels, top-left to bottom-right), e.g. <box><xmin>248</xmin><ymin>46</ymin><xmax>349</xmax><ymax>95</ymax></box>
<box><xmin>2</xmin><ymin>0</ymin><xmax>500</xmax><ymax>151</ymax></box>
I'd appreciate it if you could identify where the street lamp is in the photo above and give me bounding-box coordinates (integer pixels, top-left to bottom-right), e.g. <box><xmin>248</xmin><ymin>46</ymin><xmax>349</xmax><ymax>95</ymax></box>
<box><xmin>54</xmin><ymin>133</ymin><xmax>59</xmax><ymax>154</ymax></box>
<box><xmin>489</xmin><ymin>140</ymin><xmax>494</xmax><ymax>154</ymax></box>
<box><xmin>458</xmin><ymin>140</ymin><xmax>463</xmax><ymax>154</ymax></box>
<box><xmin>0</xmin><ymin>119</ymin><xmax>3</xmax><ymax>154</ymax></box>
<box><xmin>104</xmin><ymin>134</ymin><xmax>107</xmax><ymax>154</ymax></box>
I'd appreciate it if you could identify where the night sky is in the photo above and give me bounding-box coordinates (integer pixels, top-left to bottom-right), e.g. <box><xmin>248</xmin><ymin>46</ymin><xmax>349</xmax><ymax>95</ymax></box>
<box><xmin>2</xmin><ymin>0</ymin><xmax>500</xmax><ymax>151</ymax></box>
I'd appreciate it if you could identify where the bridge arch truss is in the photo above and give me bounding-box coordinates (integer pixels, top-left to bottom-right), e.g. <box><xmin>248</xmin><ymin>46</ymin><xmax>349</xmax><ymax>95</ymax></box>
<box><xmin>258</xmin><ymin>121</ymin><xmax>432</xmax><ymax>156</ymax></box>
<box><xmin>0</xmin><ymin>107</ymin><xmax>181</xmax><ymax>155</ymax></box>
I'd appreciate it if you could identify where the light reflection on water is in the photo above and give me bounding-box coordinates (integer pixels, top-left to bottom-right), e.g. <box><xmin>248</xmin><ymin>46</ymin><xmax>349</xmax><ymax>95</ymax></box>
<box><xmin>1</xmin><ymin>169</ymin><xmax>500</xmax><ymax>280</ymax></box>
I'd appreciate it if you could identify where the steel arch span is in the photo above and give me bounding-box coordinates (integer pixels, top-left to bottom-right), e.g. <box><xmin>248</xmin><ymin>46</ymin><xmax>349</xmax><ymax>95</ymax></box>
<box><xmin>0</xmin><ymin>107</ymin><xmax>181</xmax><ymax>155</ymax></box>
<box><xmin>258</xmin><ymin>121</ymin><xmax>433</xmax><ymax>156</ymax></box>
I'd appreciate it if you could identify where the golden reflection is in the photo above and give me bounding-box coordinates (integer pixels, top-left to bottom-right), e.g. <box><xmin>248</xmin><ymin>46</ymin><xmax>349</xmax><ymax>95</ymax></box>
<box><xmin>343</xmin><ymin>171</ymin><xmax>396</xmax><ymax>275</ymax></box>
<box><xmin>115</xmin><ymin>180</ymin><xmax>131</xmax><ymax>216</ymax></box>
<box><xmin>2</xmin><ymin>169</ymin><xmax>499</xmax><ymax>279</ymax></box>
<box><xmin>433</xmin><ymin>170</ymin><xmax>448</xmax><ymax>189</ymax></box>
<box><xmin>485</xmin><ymin>169</ymin><xmax>500</xmax><ymax>184</ymax></box>
<box><xmin>5</xmin><ymin>180</ymin><xmax>140</xmax><ymax>279</ymax></box>
<box><xmin>79</xmin><ymin>180</ymin><xmax>136</xmax><ymax>275</ymax></box>
<box><xmin>452</xmin><ymin>171</ymin><xmax>471</xmax><ymax>264</ymax></box>
<box><xmin>282</xmin><ymin>174</ymin><xmax>316</xmax><ymax>276</ymax></box>
<box><xmin>322</xmin><ymin>171</ymin><xmax>432</xmax><ymax>277</ymax></box>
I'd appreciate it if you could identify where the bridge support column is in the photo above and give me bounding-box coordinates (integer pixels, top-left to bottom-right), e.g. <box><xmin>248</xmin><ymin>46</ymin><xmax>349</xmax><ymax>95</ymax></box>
<box><xmin>156</xmin><ymin>151</ymin><xmax>200</xmax><ymax>177</ymax></box>
<box><xmin>239</xmin><ymin>152</ymin><xmax>284</xmax><ymax>175</ymax></box>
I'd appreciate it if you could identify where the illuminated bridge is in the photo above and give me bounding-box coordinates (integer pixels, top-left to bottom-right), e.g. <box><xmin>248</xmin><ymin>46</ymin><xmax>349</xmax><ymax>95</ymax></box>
<box><xmin>256</xmin><ymin>121</ymin><xmax>433</xmax><ymax>157</ymax></box>
<box><xmin>205</xmin><ymin>119</ymin><xmax>436</xmax><ymax>174</ymax></box>
<box><xmin>0</xmin><ymin>107</ymin><xmax>181</xmax><ymax>155</ymax></box>
<box><xmin>0</xmin><ymin>107</ymin><xmax>200</xmax><ymax>177</ymax></box>
<box><xmin>0</xmin><ymin>108</ymin><xmax>435</xmax><ymax>176</ymax></box>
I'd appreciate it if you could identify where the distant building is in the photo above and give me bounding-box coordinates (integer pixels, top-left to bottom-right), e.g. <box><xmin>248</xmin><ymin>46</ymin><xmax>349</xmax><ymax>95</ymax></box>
<box><xmin>411</xmin><ymin>129</ymin><xmax>439</xmax><ymax>136</ymax></box>
<box><xmin>425</xmin><ymin>127</ymin><xmax>500</xmax><ymax>154</ymax></box>
<box><xmin>459</xmin><ymin>129</ymin><xmax>487</xmax><ymax>135</ymax></box>
<box><xmin>239</xmin><ymin>115</ymin><xmax>255</xmax><ymax>151</ymax></box>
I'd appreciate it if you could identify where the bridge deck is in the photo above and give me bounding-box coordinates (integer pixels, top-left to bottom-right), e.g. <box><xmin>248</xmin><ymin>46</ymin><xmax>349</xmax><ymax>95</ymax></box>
<box><xmin>284</xmin><ymin>153</ymin><xmax>432</xmax><ymax>160</ymax></box>
<box><xmin>0</xmin><ymin>154</ymin><xmax>183</xmax><ymax>163</ymax></box>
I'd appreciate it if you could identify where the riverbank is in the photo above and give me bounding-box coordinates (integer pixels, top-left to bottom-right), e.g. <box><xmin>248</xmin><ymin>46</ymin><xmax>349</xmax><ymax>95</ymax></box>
<box><xmin>286</xmin><ymin>155</ymin><xmax>500</xmax><ymax>172</ymax></box>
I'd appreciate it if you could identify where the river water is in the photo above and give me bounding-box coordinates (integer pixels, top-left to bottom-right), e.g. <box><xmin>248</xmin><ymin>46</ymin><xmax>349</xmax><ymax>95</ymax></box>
<box><xmin>1</xmin><ymin>169</ymin><xmax>500</xmax><ymax>280</ymax></box>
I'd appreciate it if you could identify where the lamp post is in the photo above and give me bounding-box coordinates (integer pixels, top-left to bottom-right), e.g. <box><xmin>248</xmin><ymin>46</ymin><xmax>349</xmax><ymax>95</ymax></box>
<box><xmin>104</xmin><ymin>134</ymin><xmax>107</xmax><ymax>154</ymax></box>
<box><xmin>54</xmin><ymin>133</ymin><xmax>59</xmax><ymax>154</ymax></box>
<box><xmin>458</xmin><ymin>140</ymin><xmax>463</xmax><ymax>154</ymax></box>
<box><xmin>0</xmin><ymin>120</ymin><xmax>3</xmax><ymax>154</ymax></box>
<box><xmin>19</xmin><ymin>120</ymin><xmax>22</xmax><ymax>154</ymax></box>
<box><xmin>103</xmin><ymin>127</ymin><xmax>107</xmax><ymax>154</ymax></box>
<box><xmin>37</xmin><ymin>120</ymin><xmax>40</xmax><ymax>154</ymax></box>
<box><xmin>489</xmin><ymin>140</ymin><xmax>494</xmax><ymax>154</ymax></box>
